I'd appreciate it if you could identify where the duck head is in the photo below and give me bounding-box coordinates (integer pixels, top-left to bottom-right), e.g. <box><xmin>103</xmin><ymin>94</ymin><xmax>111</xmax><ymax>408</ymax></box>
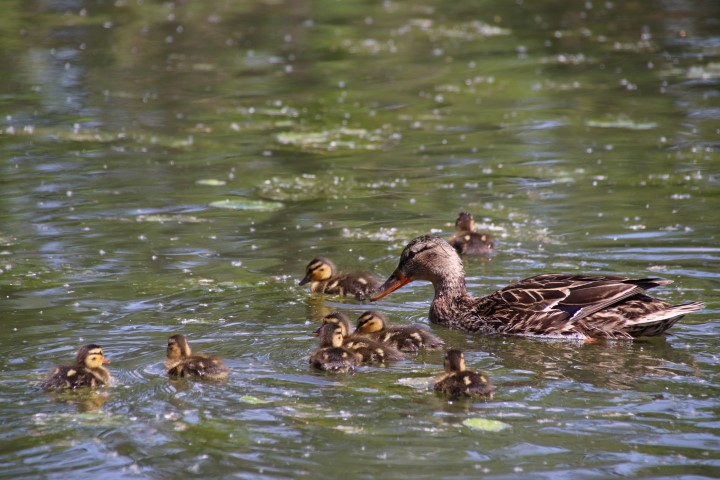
<box><xmin>355</xmin><ymin>310</ymin><xmax>387</xmax><ymax>334</ymax></box>
<box><xmin>455</xmin><ymin>211</ymin><xmax>476</xmax><ymax>232</ymax></box>
<box><xmin>315</xmin><ymin>312</ymin><xmax>352</xmax><ymax>337</ymax></box>
<box><xmin>317</xmin><ymin>323</ymin><xmax>345</xmax><ymax>348</ymax></box>
<box><xmin>370</xmin><ymin>235</ymin><xmax>465</xmax><ymax>300</ymax></box>
<box><xmin>299</xmin><ymin>257</ymin><xmax>336</xmax><ymax>286</ymax></box>
<box><xmin>167</xmin><ymin>334</ymin><xmax>192</xmax><ymax>361</ymax></box>
<box><xmin>77</xmin><ymin>344</ymin><xmax>110</xmax><ymax>368</ymax></box>
<box><xmin>443</xmin><ymin>349</ymin><xmax>466</xmax><ymax>373</ymax></box>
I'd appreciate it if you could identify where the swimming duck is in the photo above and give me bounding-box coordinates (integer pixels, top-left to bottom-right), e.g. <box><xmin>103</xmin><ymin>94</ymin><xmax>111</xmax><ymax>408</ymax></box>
<box><xmin>299</xmin><ymin>257</ymin><xmax>381</xmax><ymax>299</ymax></box>
<box><xmin>354</xmin><ymin>310</ymin><xmax>445</xmax><ymax>352</ymax></box>
<box><xmin>309</xmin><ymin>323</ymin><xmax>360</xmax><ymax>373</ymax></box>
<box><xmin>448</xmin><ymin>211</ymin><xmax>495</xmax><ymax>255</ymax></box>
<box><xmin>316</xmin><ymin>312</ymin><xmax>405</xmax><ymax>363</ymax></box>
<box><xmin>371</xmin><ymin>235</ymin><xmax>704</xmax><ymax>339</ymax></box>
<box><xmin>434</xmin><ymin>349</ymin><xmax>494</xmax><ymax>399</ymax></box>
<box><xmin>41</xmin><ymin>344</ymin><xmax>111</xmax><ymax>390</ymax></box>
<box><xmin>166</xmin><ymin>334</ymin><xmax>229</xmax><ymax>381</ymax></box>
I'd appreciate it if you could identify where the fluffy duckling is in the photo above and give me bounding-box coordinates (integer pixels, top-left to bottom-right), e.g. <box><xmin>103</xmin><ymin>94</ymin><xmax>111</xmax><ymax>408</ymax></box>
<box><xmin>316</xmin><ymin>312</ymin><xmax>405</xmax><ymax>363</ymax></box>
<box><xmin>309</xmin><ymin>324</ymin><xmax>360</xmax><ymax>373</ymax></box>
<box><xmin>166</xmin><ymin>334</ymin><xmax>229</xmax><ymax>381</ymax></box>
<box><xmin>434</xmin><ymin>349</ymin><xmax>494</xmax><ymax>399</ymax></box>
<box><xmin>41</xmin><ymin>344</ymin><xmax>111</xmax><ymax>390</ymax></box>
<box><xmin>448</xmin><ymin>211</ymin><xmax>495</xmax><ymax>256</ymax></box>
<box><xmin>299</xmin><ymin>257</ymin><xmax>381</xmax><ymax>299</ymax></box>
<box><xmin>354</xmin><ymin>310</ymin><xmax>445</xmax><ymax>353</ymax></box>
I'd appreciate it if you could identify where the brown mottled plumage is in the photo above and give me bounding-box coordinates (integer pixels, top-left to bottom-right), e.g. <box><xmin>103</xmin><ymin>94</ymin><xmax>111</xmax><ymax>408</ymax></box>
<box><xmin>315</xmin><ymin>313</ymin><xmax>404</xmax><ymax>363</ymax></box>
<box><xmin>448</xmin><ymin>211</ymin><xmax>495</xmax><ymax>256</ymax></box>
<box><xmin>309</xmin><ymin>324</ymin><xmax>360</xmax><ymax>372</ymax></box>
<box><xmin>371</xmin><ymin>235</ymin><xmax>704</xmax><ymax>339</ymax></box>
<box><xmin>166</xmin><ymin>334</ymin><xmax>229</xmax><ymax>381</ymax></box>
<box><xmin>434</xmin><ymin>349</ymin><xmax>494</xmax><ymax>399</ymax></box>
<box><xmin>41</xmin><ymin>344</ymin><xmax>111</xmax><ymax>390</ymax></box>
<box><xmin>354</xmin><ymin>310</ymin><xmax>445</xmax><ymax>352</ymax></box>
<box><xmin>299</xmin><ymin>257</ymin><xmax>380</xmax><ymax>299</ymax></box>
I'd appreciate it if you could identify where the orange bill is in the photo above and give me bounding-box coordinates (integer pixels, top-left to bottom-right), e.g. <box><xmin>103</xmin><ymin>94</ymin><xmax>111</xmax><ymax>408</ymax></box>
<box><xmin>370</xmin><ymin>271</ymin><xmax>411</xmax><ymax>301</ymax></box>
<box><xmin>102</xmin><ymin>358</ymin><xmax>111</xmax><ymax>364</ymax></box>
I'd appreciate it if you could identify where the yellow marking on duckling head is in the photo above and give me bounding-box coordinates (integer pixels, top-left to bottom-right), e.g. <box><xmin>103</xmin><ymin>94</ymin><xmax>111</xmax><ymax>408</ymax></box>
<box><xmin>355</xmin><ymin>311</ymin><xmax>386</xmax><ymax>334</ymax></box>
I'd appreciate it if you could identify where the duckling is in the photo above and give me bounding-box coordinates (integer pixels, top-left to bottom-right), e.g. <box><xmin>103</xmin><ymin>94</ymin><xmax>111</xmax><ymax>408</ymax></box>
<box><xmin>448</xmin><ymin>211</ymin><xmax>495</xmax><ymax>256</ymax></box>
<box><xmin>309</xmin><ymin>324</ymin><xmax>360</xmax><ymax>373</ymax></box>
<box><xmin>315</xmin><ymin>312</ymin><xmax>405</xmax><ymax>363</ymax></box>
<box><xmin>41</xmin><ymin>344</ymin><xmax>111</xmax><ymax>390</ymax></box>
<box><xmin>371</xmin><ymin>235</ymin><xmax>705</xmax><ymax>339</ymax></box>
<box><xmin>434</xmin><ymin>349</ymin><xmax>494</xmax><ymax>399</ymax></box>
<box><xmin>299</xmin><ymin>257</ymin><xmax>381</xmax><ymax>299</ymax></box>
<box><xmin>166</xmin><ymin>334</ymin><xmax>229</xmax><ymax>381</ymax></box>
<box><xmin>354</xmin><ymin>310</ymin><xmax>445</xmax><ymax>353</ymax></box>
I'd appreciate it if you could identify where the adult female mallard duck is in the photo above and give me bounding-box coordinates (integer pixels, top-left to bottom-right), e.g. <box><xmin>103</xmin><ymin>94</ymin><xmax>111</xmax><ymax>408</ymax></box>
<box><xmin>299</xmin><ymin>257</ymin><xmax>380</xmax><ymax>299</ymax></box>
<box><xmin>354</xmin><ymin>310</ymin><xmax>445</xmax><ymax>352</ymax></box>
<box><xmin>166</xmin><ymin>334</ymin><xmax>229</xmax><ymax>381</ymax></box>
<box><xmin>41</xmin><ymin>344</ymin><xmax>111</xmax><ymax>390</ymax></box>
<box><xmin>434</xmin><ymin>349</ymin><xmax>494</xmax><ymax>399</ymax></box>
<box><xmin>370</xmin><ymin>235</ymin><xmax>704</xmax><ymax>339</ymax></box>
<box><xmin>316</xmin><ymin>312</ymin><xmax>405</xmax><ymax>363</ymax></box>
<box><xmin>309</xmin><ymin>324</ymin><xmax>360</xmax><ymax>373</ymax></box>
<box><xmin>448</xmin><ymin>211</ymin><xmax>495</xmax><ymax>256</ymax></box>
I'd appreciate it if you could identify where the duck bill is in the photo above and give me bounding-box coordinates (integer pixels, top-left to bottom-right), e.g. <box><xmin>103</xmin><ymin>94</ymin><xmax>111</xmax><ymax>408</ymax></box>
<box><xmin>102</xmin><ymin>358</ymin><xmax>111</xmax><ymax>364</ymax></box>
<box><xmin>370</xmin><ymin>271</ymin><xmax>411</xmax><ymax>301</ymax></box>
<box><xmin>312</xmin><ymin>326</ymin><xmax>321</xmax><ymax>336</ymax></box>
<box><xmin>298</xmin><ymin>275</ymin><xmax>311</xmax><ymax>286</ymax></box>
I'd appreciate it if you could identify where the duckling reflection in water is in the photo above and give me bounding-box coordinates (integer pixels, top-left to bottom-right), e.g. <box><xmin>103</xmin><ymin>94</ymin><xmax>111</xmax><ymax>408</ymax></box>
<box><xmin>316</xmin><ymin>312</ymin><xmax>404</xmax><ymax>364</ymax></box>
<box><xmin>299</xmin><ymin>257</ymin><xmax>380</xmax><ymax>299</ymax></box>
<box><xmin>166</xmin><ymin>334</ymin><xmax>229</xmax><ymax>381</ymax></box>
<box><xmin>354</xmin><ymin>310</ymin><xmax>445</xmax><ymax>353</ymax></box>
<box><xmin>434</xmin><ymin>349</ymin><xmax>494</xmax><ymax>400</ymax></box>
<box><xmin>448</xmin><ymin>211</ymin><xmax>495</xmax><ymax>256</ymax></box>
<box><xmin>309</xmin><ymin>324</ymin><xmax>360</xmax><ymax>373</ymax></box>
<box><xmin>41</xmin><ymin>344</ymin><xmax>111</xmax><ymax>391</ymax></box>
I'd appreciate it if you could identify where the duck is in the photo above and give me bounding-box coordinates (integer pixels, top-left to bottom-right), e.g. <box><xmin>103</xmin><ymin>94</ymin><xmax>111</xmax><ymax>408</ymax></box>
<box><xmin>433</xmin><ymin>349</ymin><xmax>494</xmax><ymax>399</ymax></box>
<box><xmin>316</xmin><ymin>312</ymin><xmax>405</xmax><ymax>363</ymax></box>
<box><xmin>299</xmin><ymin>257</ymin><xmax>381</xmax><ymax>299</ymax></box>
<box><xmin>166</xmin><ymin>334</ymin><xmax>229</xmax><ymax>381</ymax></box>
<box><xmin>370</xmin><ymin>235</ymin><xmax>704</xmax><ymax>339</ymax></box>
<box><xmin>448</xmin><ymin>211</ymin><xmax>495</xmax><ymax>256</ymax></box>
<box><xmin>354</xmin><ymin>310</ymin><xmax>445</xmax><ymax>352</ymax></box>
<box><xmin>41</xmin><ymin>344</ymin><xmax>111</xmax><ymax>390</ymax></box>
<box><xmin>309</xmin><ymin>323</ymin><xmax>360</xmax><ymax>373</ymax></box>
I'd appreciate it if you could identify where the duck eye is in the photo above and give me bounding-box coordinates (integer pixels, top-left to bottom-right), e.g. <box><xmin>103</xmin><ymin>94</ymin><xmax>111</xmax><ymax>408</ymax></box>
<box><xmin>407</xmin><ymin>250</ymin><xmax>416</xmax><ymax>259</ymax></box>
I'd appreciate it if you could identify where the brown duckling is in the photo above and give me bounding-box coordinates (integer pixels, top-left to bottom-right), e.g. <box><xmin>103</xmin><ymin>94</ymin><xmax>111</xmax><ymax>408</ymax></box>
<box><xmin>354</xmin><ymin>310</ymin><xmax>445</xmax><ymax>352</ymax></box>
<box><xmin>299</xmin><ymin>257</ymin><xmax>380</xmax><ymax>299</ymax></box>
<box><xmin>166</xmin><ymin>334</ymin><xmax>229</xmax><ymax>381</ymax></box>
<box><xmin>434</xmin><ymin>349</ymin><xmax>494</xmax><ymax>399</ymax></box>
<box><xmin>315</xmin><ymin>312</ymin><xmax>405</xmax><ymax>363</ymax></box>
<box><xmin>371</xmin><ymin>235</ymin><xmax>704</xmax><ymax>339</ymax></box>
<box><xmin>448</xmin><ymin>211</ymin><xmax>495</xmax><ymax>256</ymax></box>
<box><xmin>309</xmin><ymin>323</ymin><xmax>360</xmax><ymax>373</ymax></box>
<box><xmin>41</xmin><ymin>344</ymin><xmax>111</xmax><ymax>390</ymax></box>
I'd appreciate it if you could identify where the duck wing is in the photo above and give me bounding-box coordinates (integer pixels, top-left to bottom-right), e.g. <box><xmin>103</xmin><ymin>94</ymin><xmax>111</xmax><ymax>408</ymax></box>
<box><xmin>475</xmin><ymin>274</ymin><xmax>676</xmax><ymax>336</ymax></box>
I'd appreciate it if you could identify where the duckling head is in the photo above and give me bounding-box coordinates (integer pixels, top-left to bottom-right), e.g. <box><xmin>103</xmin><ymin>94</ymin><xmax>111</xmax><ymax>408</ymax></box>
<box><xmin>317</xmin><ymin>323</ymin><xmax>345</xmax><ymax>348</ymax></box>
<box><xmin>355</xmin><ymin>310</ymin><xmax>387</xmax><ymax>334</ymax></box>
<box><xmin>315</xmin><ymin>312</ymin><xmax>352</xmax><ymax>337</ymax></box>
<box><xmin>455</xmin><ymin>211</ymin><xmax>476</xmax><ymax>232</ymax></box>
<box><xmin>443</xmin><ymin>349</ymin><xmax>466</xmax><ymax>373</ymax></box>
<box><xmin>167</xmin><ymin>334</ymin><xmax>192</xmax><ymax>361</ymax></box>
<box><xmin>77</xmin><ymin>344</ymin><xmax>110</xmax><ymax>368</ymax></box>
<box><xmin>299</xmin><ymin>257</ymin><xmax>336</xmax><ymax>285</ymax></box>
<box><xmin>371</xmin><ymin>235</ymin><xmax>465</xmax><ymax>300</ymax></box>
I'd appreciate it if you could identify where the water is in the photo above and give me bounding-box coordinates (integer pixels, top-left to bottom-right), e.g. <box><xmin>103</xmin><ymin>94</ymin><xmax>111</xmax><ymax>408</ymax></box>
<box><xmin>1</xmin><ymin>0</ymin><xmax>719</xmax><ymax>478</ymax></box>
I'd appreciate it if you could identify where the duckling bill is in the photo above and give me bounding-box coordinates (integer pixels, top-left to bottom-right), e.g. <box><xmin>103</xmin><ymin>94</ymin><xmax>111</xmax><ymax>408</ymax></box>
<box><xmin>41</xmin><ymin>344</ymin><xmax>111</xmax><ymax>390</ymax></box>
<box><xmin>299</xmin><ymin>257</ymin><xmax>380</xmax><ymax>299</ymax></box>
<box><xmin>166</xmin><ymin>334</ymin><xmax>229</xmax><ymax>381</ymax></box>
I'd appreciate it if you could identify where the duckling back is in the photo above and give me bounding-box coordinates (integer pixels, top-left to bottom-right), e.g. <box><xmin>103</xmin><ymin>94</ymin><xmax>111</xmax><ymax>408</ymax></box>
<box><xmin>167</xmin><ymin>354</ymin><xmax>229</xmax><ymax>381</ymax></box>
<box><xmin>433</xmin><ymin>370</ymin><xmax>494</xmax><ymax>399</ymax></box>
<box><xmin>41</xmin><ymin>364</ymin><xmax>110</xmax><ymax>390</ymax></box>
